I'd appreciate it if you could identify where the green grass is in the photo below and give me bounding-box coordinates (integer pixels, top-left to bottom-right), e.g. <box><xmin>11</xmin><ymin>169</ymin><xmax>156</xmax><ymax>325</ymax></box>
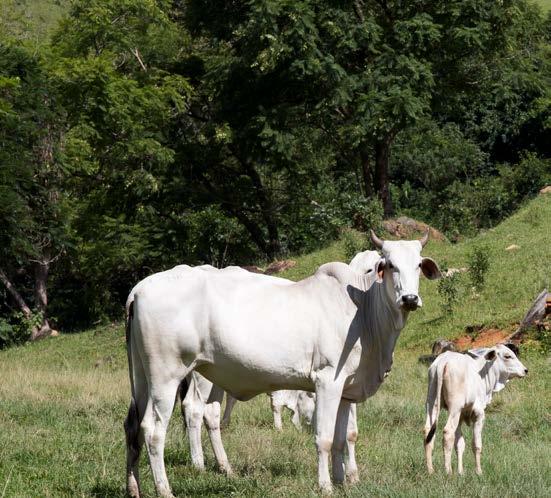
<box><xmin>0</xmin><ymin>195</ymin><xmax>550</xmax><ymax>497</ymax></box>
<box><xmin>0</xmin><ymin>0</ymin><xmax>69</xmax><ymax>44</ymax></box>
<box><xmin>536</xmin><ymin>0</ymin><xmax>551</xmax><ymax>12</ymax></box>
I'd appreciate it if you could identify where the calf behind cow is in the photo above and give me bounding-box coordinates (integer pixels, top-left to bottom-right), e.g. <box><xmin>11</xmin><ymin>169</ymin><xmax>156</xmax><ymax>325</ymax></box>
<box><xmin>424</xmin><ymin>344</ymin><xmax>527</xmax><ymax>475</ymax></box>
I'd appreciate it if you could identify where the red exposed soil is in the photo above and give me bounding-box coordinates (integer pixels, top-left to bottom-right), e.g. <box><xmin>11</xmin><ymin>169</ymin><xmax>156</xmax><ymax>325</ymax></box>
<box><xmin>453</xmin><ymin>328</ymin><xmax>513</xmax><ymax>350</ymax></box>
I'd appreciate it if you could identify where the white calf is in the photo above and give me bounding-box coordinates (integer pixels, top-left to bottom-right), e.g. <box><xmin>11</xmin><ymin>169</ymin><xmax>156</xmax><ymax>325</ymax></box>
<box><xmin>424</xmin><ymin>344</ymin><xmax>527</xmax><ymax>475</ymax></box>
<box><xmin>220</xmin><ymin>391</ymin><xmax>315</xmax><ymax>431</ymax></box>
<box><xmin>178</xmin><ymin>373</ymin><xmax>232</xmax><ymax>475</ymax></box>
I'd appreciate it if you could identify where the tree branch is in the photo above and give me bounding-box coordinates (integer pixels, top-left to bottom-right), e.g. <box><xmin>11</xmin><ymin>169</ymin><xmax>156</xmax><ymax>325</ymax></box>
<box><xmin>131</xmin><ymin>48</ymin><xmax>147</xmax><ymax>72</ymax></box>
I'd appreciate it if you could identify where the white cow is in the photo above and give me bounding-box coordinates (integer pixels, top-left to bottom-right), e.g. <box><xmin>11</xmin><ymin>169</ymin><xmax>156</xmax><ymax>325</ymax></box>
<box><xmin>124</xmin><ymin>231</ymin><xmax>440</xmax><ymax>497</ymax></box>
<box><xmin>424</xmin><ymin>344</ymin><xmax>528</xmax><ymax>475</ymax></box>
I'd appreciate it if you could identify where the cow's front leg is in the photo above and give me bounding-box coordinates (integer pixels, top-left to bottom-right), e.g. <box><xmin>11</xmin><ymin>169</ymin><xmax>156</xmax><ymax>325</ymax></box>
<box><xmin>270</xmin><ymin>394</ymin><xmax>284</xmax><ymax>431</ymax></box>
<box><xmin>332</xmin><ymin>399</ymin><xmax>351</xmax><ymax>485</ymax></box>
<box><xmin>314</xmin><ymin>373</ymin><xmax>345</xmax><ymax>494</ymax></box>
<box><xmin>345</xmin><ymin>403</ymin><xmax>359</xmax><ymax>483</ymax></box>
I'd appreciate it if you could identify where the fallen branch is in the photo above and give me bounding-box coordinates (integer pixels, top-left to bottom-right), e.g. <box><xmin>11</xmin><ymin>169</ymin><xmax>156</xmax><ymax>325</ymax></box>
<box><xmin>504</xmin><ymin>288</ymin><xmax>549</xmax><ymax>342</ymax></box>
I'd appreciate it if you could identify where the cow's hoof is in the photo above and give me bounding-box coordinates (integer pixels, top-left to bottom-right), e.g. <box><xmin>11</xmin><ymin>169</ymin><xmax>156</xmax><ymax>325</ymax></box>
<box><xmin>319</xmin><ymin>482</ymin><xmax>333</xmax><ymax>495</ymax></box>
<box><xmin>346</xmin><ymin>470</ymin><xmax>359</xmax><ymax>484</ymax></box>
<box><xmin>127</xmin><ymin>478</ymin><xmax>140</xmax><ymax>498</ymax></box>
<box><xmin>221</xmin><ymin>464</ymin><xmax>234</xmax><ymax>477</ymax></box>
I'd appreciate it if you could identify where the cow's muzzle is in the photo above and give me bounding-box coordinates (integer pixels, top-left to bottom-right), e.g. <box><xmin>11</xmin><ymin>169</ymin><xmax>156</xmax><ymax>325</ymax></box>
<box><xmin>401</xmin><ymin>294</ymin><xmax>419</xmax><ymax>311</ymax></box>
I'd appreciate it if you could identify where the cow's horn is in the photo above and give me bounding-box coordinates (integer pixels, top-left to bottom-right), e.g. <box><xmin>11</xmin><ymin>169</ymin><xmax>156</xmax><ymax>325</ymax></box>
<box><xmin>370</xmin><ymin>229</ymin><xmax>384</xmax><ymax>249</ymax></box>
<box><xmin>419</xmin><ymin>229</ymin><xmax>429</xmax><ymax>248</ymax></box>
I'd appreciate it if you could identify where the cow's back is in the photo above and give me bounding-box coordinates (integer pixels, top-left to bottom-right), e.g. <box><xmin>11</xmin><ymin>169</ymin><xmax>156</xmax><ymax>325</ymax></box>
<box><xmin>130</xmin><ymin>265</ymin><xmax>354</xmax><ymax>399</ymax></box>
<box><xmin>433</xmin><ymin>352</ymin><xmax>484</xmax><ymax>410</ymax></box>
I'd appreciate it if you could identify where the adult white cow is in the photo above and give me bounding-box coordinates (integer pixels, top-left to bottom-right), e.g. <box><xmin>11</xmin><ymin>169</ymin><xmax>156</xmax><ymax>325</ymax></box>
<box><xmin>124</xmin><ymin>231</ymin><xmax>440</xmax><ymax>497</ymax></box>
<box><xmin>424</xmin><ymin>344</ymin><xmax>528</xmax><ymax>475</ymax></box>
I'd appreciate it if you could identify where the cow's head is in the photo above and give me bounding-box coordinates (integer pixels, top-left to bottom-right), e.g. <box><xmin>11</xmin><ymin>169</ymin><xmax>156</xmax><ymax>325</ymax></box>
<box><xmin>297</xmin><ymin>391</ymin><xmax>316</xmax><ymax>426</ymax></box>
<box><xmin>483</xmin><ymin>344</ymin><xmax>528</xmax><ymax>392</ymax></box>
<box><xmin>370</xmin><ymin>230</ymin><xmax>441</xmax><ymax>312</ymax></box>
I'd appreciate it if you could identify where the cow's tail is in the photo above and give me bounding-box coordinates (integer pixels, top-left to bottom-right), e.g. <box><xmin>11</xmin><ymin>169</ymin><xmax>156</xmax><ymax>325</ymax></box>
<box><xmin>124</xmin><ymin>300</ymin><xmax>140</xmax><ymax>457</ymax></box>
<box><xmin>425</xmin><ymin>362</ymin><xmax>446</xmax><ymax>444</ymax></box>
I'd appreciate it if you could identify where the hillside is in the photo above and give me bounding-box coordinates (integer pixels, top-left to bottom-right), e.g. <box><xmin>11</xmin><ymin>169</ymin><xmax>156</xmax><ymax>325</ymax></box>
<box><xmin>280</xmin><ymin>193</ymin><xmax>551</xmax><ymax>349</ymax></box>
<box><xmin>0</xmin><ymin>195</ymin><xmax>549</xmax><ymax>497</ymax></box>
<box><xmin>0</xmin><ymin>0</ymin><xmax>68</xmax><ymax>42</ymax></box>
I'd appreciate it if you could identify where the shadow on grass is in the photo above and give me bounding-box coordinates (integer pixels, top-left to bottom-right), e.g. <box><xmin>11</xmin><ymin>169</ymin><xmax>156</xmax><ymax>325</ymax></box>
<box><xmin>422</xmin><ymin>315</ymin><xmax>446</xmax><ymax>326</ymax></box>
<box><xmin>90</xmin><ymin>482</ymin><xmax>126</xmax><ymax>498</ymax></box>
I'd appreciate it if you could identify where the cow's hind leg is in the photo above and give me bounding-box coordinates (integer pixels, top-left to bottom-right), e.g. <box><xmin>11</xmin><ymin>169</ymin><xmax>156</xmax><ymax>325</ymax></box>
<box><xmin>221</xmin><ymin>394</ymin><xmax>237</xmax><ymax>429</ymax></box>
<box><xmin>443</xmin><ymin>411</ymin><xmax>461</xmax><ymax>475</ymax></box>
<box><xmin>345</xmin><ymin>403</ymin><xmax>359</xmax><ymax>484</ymax></box>
<box><xmin>142</xmin><ymin>378</ymin><xmax>180</xmax><ymax>498</ymax></box>
<box><xmin>125</xmin><ymin>394</ymin><xmax>146</xmax><ymax>498</ymax></box>
<box><xmin>423</xmin><ymin>410</ymin><xmax>436</xmax><ymax>474</ymax></box>
<box><xmin>454</xmin><ymin>420</ymin><xmax>465</xmax><ymax>475</ymax></box>
<box><xmin>472</xmin><ymin>409</ymin><xmax>485</xmax><ymax>475</ymax></box>
<box><xmin>125</xmin><ymin>350</ymin><xmax>148</xmax><ymax>497</ymax></box>
<box><xmin>204</xmin><ymin>386</ymin><xmax>233</xmax><ymax>475</ymax></box>
<box><xmin>331</xmin><ymin>399</ymin><xmax>351</xmax><ymax>486</ymax></box>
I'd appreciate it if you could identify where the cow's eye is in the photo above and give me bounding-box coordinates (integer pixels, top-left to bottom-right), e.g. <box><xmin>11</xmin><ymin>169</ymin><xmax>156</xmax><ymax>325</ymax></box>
<box><xmin>504</xmin><ymin>355</ymin><xmax>512</xmax><ymax>360</ymax></box>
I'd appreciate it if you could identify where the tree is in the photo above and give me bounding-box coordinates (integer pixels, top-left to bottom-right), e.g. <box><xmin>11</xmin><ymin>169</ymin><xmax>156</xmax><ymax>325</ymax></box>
<box><xmin>0</xmin><ymin>41</ymin><xmax>68</xmax><ymax>339</ymax></box>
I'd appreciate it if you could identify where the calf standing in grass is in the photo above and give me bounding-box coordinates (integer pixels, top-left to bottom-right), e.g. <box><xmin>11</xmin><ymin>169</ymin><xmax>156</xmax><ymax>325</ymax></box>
<box><xmin>424</xmin><ymin>344</ymin><xmax>527</xmax><ymax>475</ymax></box>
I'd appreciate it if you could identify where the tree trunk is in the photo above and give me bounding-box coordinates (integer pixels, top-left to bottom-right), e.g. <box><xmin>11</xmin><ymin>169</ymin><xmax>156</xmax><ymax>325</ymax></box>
<box><xmin>0</xmin><ymin>266</ymin><xmax>51</xmax><ymax>340</ymax></box>
<box><xmin>241</xmin><ymin>163</ymin><xmax>280</xmax><ymax>259</ymax></box>
<box><xmin>31</xmin><ymin>257</ymin><xmax>52</xmax><ymax>341</ymax></box>
<box><xmin>0</xmin><ymin>267</ymin><xmax>33</xmax><ymax>318</ymax></box>
<box><xmin>374</xmin><ymin>137</ymin><xmax>394</xmax><ymax>217</ymax></box>
<box><xmin>360</xmin><ymin>144</ymin><xmax>373</xmax><ymax>198</ymax></box>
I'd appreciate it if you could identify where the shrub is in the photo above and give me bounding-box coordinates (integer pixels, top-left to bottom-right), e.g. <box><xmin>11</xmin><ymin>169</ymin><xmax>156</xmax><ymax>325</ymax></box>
<box><xmin>0</xmin><ymin>312</ymin><xmax>42</xmax><ymax>349</ymax></box>
<box><xmin>467</xmin><ymin>245</ymin><xmax>491</xmax><ymax>292</ymax></box>
<box><xmin>342</xmin><ymin>229</ymin><xmax>367</xmax><ymax>262</ymax></box>
<box><xmin>437</xmin><ymin>272</ymin><xmax>462</xmax><ymax>315</ymax></box>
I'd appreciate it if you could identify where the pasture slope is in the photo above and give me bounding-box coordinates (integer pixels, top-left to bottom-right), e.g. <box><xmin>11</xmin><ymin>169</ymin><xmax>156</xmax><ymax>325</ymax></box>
<box><xmin>0</xmin><ymin>195</ymin><xmax>550</xmax><ymax>498</ymax></box>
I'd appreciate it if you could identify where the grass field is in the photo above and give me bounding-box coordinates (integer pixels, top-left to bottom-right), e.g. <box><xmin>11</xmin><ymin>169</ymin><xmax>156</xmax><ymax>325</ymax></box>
<box><xmin>0</xmin><ymin>195</ymin><xmax>550</xmax><ymax>497</ymax></box>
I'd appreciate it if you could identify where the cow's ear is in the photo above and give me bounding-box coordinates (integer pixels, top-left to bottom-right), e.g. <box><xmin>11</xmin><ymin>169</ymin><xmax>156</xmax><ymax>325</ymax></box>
<box><xmin>421</xmin><ymin>258</ymin><xmax>441</xmax><ymax>280</ymax></box>
<box><xmin>484</xmin><ymin>349</ymin><xmax>497</xmax><ymax>361</ymax></box>
<box><xmin>376</xmin><ymin>258</ymin><xmax>386</xmax><ymax>282</ymax></box>
<box><xmin>504</xmin><ymin>343</ymin><xmax>520</xmax><ymax>357</ymax></box>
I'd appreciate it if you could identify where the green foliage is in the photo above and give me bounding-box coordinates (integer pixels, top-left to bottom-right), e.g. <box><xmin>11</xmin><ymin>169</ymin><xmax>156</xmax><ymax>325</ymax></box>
<box><xmin>342</xmin><ymin>230</ymin><xmax>367</xmax><ymax>262</ymax></box>
<box><xmin>437</xmin><ymin>272</ymin><xmax>463</xmax><ymax>315</ymax></box>
<box><xmin>0</xmin><ymin>311</ymin><xmax>43</xmax><ymax>349</ymax></box>
<box><xmin>1</xmin><ymin>0</ymin><xmax>550</xmax><ymax>333</ymax></box>
<box><xmin>467</xmin><ymin>245</ymin><xmax>491</xmax><ymax>292</ymax></box>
